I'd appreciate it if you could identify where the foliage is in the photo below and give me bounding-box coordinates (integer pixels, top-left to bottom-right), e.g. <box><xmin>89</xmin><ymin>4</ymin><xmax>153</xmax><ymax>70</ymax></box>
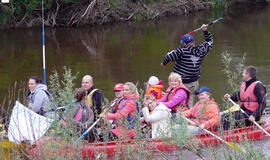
<box><xmin>221</xmin><ymin>51</ymin><xmax>245</xmax><ymax>94</ymax></box>
<box><xmin>204</xmin><ymin>0</ymin><xmax>229</xmax><ymax>8</ymax></box>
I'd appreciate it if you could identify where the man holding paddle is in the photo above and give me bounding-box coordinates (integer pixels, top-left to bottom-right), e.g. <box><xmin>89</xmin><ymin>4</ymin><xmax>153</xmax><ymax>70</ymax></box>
<box><xmin>161</xmin><ymin>24</ymin><xmax>213</xmax><ymax>107</ymax></box>
<box><xmin>223</xmin><ymin>66</ymin><xmax>267</xmax><ymax>130</ymax></box>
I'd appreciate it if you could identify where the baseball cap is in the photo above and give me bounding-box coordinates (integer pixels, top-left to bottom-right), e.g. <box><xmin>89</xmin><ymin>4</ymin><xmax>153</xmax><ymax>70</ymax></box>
<box><xmin>195</xmin><ymin>87</ymin><xmax>211</xmax><ymax>95</ymax></box>
<box><xmin>181</xmin><ymin>34</ymin><xmax>195</xmax><ymax>44</ymax></box>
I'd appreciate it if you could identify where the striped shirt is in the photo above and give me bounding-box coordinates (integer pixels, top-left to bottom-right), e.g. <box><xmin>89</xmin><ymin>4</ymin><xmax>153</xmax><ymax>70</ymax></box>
<box><xmin>161</xmin><ymin>31</ymin><xmax>213</xmax><ymax>83</ymax></box>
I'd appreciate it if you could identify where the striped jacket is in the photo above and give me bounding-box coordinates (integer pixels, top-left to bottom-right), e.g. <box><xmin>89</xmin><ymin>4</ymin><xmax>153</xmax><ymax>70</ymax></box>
<box><xmin>161</xmin><ymin>31</ymin><xmax>213</xmax><ymax>83</ymax></box>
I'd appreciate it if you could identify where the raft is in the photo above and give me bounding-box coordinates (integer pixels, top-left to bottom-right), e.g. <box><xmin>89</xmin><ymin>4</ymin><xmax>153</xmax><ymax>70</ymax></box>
<box><xmin>26</xmin><ymin>125</ymin><xmax>270</xmax><ymax>159</ymax></box>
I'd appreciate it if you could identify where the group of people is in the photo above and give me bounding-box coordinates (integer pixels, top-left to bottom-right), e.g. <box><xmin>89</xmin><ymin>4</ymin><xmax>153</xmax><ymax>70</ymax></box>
<box><xmin>26</xmin><ymin>23</ymin><xmax>267</xmax><ymax>142</ymax></box>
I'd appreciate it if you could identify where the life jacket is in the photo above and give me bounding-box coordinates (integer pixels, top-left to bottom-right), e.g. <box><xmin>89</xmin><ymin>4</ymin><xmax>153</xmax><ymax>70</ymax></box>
<box><xmin>120</xmin><ymin>99</ymin><xmax>141</xmax><ymax>130</ymax></box>
<box><xmin>73</xmin><ymin>102</ymin><xmax>91</xmax><ymax>122</ymax></box>
<box><xmin>240</xmin><ymin>81</ymin><xmax>260</xmax><ymax>112</ymax></box>
<box><xmin>87</xmin><ymin>88</ymin><xmax>98</xmax><ymax>108</ymax></box>
<box><xmin>145</xmin><ymin>85</ymin><xmax>164</xmax><ymax>100</ymax></box>
<box><xmin>166</xmin><ymin>84</ymin><xmax>191</xmax><ymax>112</ymax></box>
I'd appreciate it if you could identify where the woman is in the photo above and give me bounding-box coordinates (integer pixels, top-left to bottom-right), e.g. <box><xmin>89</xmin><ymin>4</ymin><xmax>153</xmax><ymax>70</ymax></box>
<box><xmin>72</xmin><ymin>88</ymin><xmax>94</xmax><ymax>141</ymax></box>
<box><xmin>142</xmin><ymin>94</ymin><xmax>171</xmax><ymax>138</ymax></box>
<box><xmin>158</xmin><ymin>72</ymin><xmax>191</xmax><ymax>121</ymax></box>
<box><xmin>102</xmin><ymin>82</ymin><xmax>140</xmax><ymax>140</ymax></box>
<box><xmin>182</xmin><ymin>87</ymin><xmax>220</xmax><ymax>134</ymax></box>
<box><xmin>28</xmin><ymin>76</ymin><xmax>54</xmax><ymax>118</ymax></box>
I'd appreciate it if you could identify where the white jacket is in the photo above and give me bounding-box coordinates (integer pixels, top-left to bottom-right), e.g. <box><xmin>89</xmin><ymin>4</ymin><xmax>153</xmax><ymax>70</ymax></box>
<box><xmin>142</xmin><ymin>102</ymin><xmax>171</xmax><ymax>138</ymax></box>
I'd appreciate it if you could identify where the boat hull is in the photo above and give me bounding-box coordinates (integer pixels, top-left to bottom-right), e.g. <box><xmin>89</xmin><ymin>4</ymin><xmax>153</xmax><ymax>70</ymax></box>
<box><xmin>26</xmin><ymin>126</ymin><xmax>270</xmax><ymax>159</ymax></box>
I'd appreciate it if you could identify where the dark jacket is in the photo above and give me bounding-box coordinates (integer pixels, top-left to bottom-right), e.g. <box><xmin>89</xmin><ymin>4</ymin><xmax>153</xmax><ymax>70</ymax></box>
<box><xmin>161</xmin><ymin>30</ymin><xmax>213</xmax><ymax>83</ymax></box>
<box><xmin>87</xmin><ymin>86</ymin><xmax>104</xmax><ymax>119</ymax></box>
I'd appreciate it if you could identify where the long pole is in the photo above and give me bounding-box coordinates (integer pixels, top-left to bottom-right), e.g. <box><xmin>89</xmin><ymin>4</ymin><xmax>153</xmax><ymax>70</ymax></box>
<box><xmin>181</xmin><ymin>115</ymin><xmax>241</xmax><ymax>151</ymax></box>
<box><xmin>42</xmin><ymin>0</ymin><xmax>46</xmax><ymax>85</ymax></box>
<box><xmin>181</xmin><ymin>17</ymin><xmax>223</xmax><ymax>37</ymax></box>
<box><xmin>228</xmin><ymin>98</ymin><xmax>270</xmax><ymax>137</ymax></box>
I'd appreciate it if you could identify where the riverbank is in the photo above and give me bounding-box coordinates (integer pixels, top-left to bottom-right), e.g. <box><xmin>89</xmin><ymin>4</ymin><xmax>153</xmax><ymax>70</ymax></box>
<box><xmin>0</xmin><ymin>0</ymin><xmax>268</xmax><ymax>29</ymax></box>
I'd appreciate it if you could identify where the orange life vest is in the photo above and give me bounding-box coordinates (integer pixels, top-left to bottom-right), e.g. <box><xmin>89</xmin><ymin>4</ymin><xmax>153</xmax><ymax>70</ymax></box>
<box><xmin>166</xmin><ymin>84</ymin><xmax>191</xmax><ymax>111</ymax></box>
<box><xmin>240</xmin><ymin>81</ymin><xmax>260</xmax><ymax>112</ymax></box>
<box><xmin>145</xmin><ymin>85</ymin><xmax>163</xmax><ymax>100</ymax></box>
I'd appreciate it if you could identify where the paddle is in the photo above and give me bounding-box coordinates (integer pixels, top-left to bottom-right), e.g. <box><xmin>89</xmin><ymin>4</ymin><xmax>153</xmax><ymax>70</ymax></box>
<box><xmin>181</xmin><ymin>17</ymin><xmax>223</xmax><ymax>37</ymax></box>
<box><xmin>180</xmin><ymin>115</ymin><xmax>241</xmax><ymax>151</ymax></box>
<box><xmin>75</xmin><ymin>101</ymin><xmax>116</xmax><ymax>146</ymax></box>
<box><xmin>228</xmin><ymin>98</ymin><xmax>270</xmax><ymax>137</ymax></box>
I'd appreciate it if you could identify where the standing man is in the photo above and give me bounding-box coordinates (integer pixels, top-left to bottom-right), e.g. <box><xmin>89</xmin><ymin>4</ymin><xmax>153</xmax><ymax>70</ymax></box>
<box><xmin>161</xmin><ymin>24</ymin><xmax>213</xmax><ymax>107</ymax></box>
<box><xmin>81</xmin><ymin>75</ymin><xmax>104</xmax><ymax>120</ymax></box>
<box><xmin>223</xmin><ymin>66</ymin><xmax>267</xmax><ymax>130</ymax></box>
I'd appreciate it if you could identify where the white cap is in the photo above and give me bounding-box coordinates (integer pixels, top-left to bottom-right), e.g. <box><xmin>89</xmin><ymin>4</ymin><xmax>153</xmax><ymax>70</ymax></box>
<box><xmin>148</xmin><ymin>76</ymin><xmax>159</xmax><ymax>85</ymax></box>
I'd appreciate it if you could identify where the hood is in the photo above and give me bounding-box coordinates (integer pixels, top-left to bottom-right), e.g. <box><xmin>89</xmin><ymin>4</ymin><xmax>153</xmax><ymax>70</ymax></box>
<box><xmin>33</xmin><ymin>84</ymin><xmax>48</xmax><ymax>93</ymax></box>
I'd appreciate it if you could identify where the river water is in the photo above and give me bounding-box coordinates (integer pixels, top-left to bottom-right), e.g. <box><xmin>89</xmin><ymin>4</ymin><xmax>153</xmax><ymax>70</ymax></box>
<box><xmin>1</xmin><ymin>4</ymin><xmax>269</xmax><ymax>106</ymax></box>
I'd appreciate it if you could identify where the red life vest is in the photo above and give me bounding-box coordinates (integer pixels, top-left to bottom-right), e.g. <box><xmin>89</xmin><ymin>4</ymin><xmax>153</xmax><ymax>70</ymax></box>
<box><xmin>240</xmin><ymin>81</ymin><xmax>260</xmax><ymax>112</ymax></box>
<box><xmin>145</xmin><ymin>85</ymin><xmax>164</xmax><ymax>100</ymax></box>
<box><xmin>166</xmin><ymin>84</ymin><xmax>191</xmax><ymax>111</ymax></box>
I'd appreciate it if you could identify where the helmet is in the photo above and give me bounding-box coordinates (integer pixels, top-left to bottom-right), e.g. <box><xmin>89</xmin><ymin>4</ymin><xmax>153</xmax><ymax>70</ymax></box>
<box><xmin>114</xmin><ymin>83</ymin><xmax>124</xmax><ymax>91</ymax></box>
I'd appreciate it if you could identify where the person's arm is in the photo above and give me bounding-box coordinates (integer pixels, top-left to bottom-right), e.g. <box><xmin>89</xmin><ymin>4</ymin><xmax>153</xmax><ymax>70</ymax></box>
<box><xmin>162</xmin><ymin>89</ymin><xmax>187</xmax><ymax>109</ymax></box>
<box><xmin>197</xmin><ymin>30</ymin><xmax>213</xmax><ymax>56</ymax></box>
<box><xmin>85</xmin><ymin>107</ymin><xmax>94</xmax><ymax>127</ymax></box>
<box><xmin>201</xmin><ymin>104</ymin><xmax>220</xmax><ymax>129</ymax></box>
<box><xmin>161</xmin><ymin>49</ymin><xmax>183</xmax><ymax>66</ymax></box>
<box><xmin>230</xmin><ymin>91</ymin><xmax>240</xmax><ymax>102</ymax></box>
<box><xmin>252</xmin><ymin>83</ymin><xmax>267</xmax><ymax>119</ymax></box>
<box><xmin>107</xmin><ymin>100</ymin><xmax>137</xmax><ymax>120</ymax></box>
<box><xmin>142</xmin><ymin>107</ymin><xmax>167</xmax><ymax>123</ymax></box>
<box><xmin>157</xmin><ymin>93</ymin><xmax>167</xmax><ymax>103</ymax></box>
<box><xmin>92</xmin><ymin>90</ymin><xmax>104</xmax><ymax>114</ymax></box>
<box><xmin>31</xmin><ymin>91</ymin><xmax>47</xmax><ymax>113</ymax></box>
<box><xmin>182</xmin><ymin>108</ymin><xmax>192</xmax><ymax>118</ymax></box>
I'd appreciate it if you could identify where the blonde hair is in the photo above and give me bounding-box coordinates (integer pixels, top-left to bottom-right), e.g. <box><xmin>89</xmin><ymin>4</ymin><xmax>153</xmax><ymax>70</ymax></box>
<box><xmin>168</xmin><ymin>72</ymin><xmax>182</xmax><ymax>84</ymax></box>
<box><xmin>124</xmin><ymin>82</ymin><xmax>139</xmax><ymax>96</ymax></box>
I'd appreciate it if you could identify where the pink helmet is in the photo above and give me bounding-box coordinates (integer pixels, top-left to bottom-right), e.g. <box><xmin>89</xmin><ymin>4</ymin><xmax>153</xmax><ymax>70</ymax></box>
<box><xmin>114</xmin><ymin>83</ymin><xmax>124</xmax><ymax>91</ymax></box>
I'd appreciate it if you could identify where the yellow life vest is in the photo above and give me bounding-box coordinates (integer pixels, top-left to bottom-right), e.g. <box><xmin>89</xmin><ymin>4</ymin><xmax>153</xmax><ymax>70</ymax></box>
<box><xmin>87</xmin><ymin>89</ymin><xmax>98</xmax><ymax>108</ymax></box>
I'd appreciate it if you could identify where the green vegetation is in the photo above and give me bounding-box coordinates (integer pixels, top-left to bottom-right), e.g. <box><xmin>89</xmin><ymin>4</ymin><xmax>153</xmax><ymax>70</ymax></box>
<box><xmin>0</xmin><ymin>0</ymin><xmax>253</xmax><ymax>28</ymax></box>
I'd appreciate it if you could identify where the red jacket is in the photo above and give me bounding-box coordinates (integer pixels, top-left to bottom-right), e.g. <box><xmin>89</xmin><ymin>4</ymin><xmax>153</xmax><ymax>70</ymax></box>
<box><xmin>106</xmin><ymin>94</ymin><xmax>139</xmax><ymax>139</ymax></box>
<box><xmin>183</xmin><ymin>99</ymin><xmax>220</xmax><ymax>131</ymax></box>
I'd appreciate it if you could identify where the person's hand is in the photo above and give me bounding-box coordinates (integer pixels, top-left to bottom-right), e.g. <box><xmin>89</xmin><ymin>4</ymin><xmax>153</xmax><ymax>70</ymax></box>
<box><xmin>100</xmin><ymin>113</ymin><xmax>105</xmax><ymax>118</ymax></box>
<box><xmin>140</xmin><ymin>117</ymin><xmax>145</xmax><ymax>122</ymax></box>
<box><xmin>161</xmin><ymin>63</ymin><xmax>166</xmax><ymax>67</ymax></box>
<box><xmin>224</xmin><ymin>93</ymin><xmax>231</xmax><ymax>99</ymax></box>
<box><xmin>84</xmin><ymin>123</ymin><xmax>88</xmax><ymax>129</ymax></box>
<box><xmin>249</xmin><ymin>115</ymin><xmax>255</xmax><ymax>122</ymax></box>
<box><xmin>201</xmin><ymin>24</ymin><xmax>207</xmax><ymax>31</ymax></box>
<box><xmin>199</xmin><ymin>124</ymin><xmax>205</xmax><ymax>130</ymax></box>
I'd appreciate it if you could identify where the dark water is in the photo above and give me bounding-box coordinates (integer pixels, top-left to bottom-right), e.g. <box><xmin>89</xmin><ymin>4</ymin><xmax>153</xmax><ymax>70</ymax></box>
<box><xmin>0</xmin><ymin>4</ymin><xmax>270</xmax><ymax>108</ymax></box>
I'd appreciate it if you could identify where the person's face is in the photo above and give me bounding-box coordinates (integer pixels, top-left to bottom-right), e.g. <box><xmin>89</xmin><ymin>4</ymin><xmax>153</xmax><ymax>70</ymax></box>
<box><xmin>114</xmin><ymin>90</ymin><xmax>123</xmax><ymax>98</ymax></box>
<box><xmin>169</xmin><ymin>78</ymin><xmax>180</xmax><ymax>88</ymax></box>
<box><xmin>123</xmin><ymin>85</ymin><xmax>132</xmax><ymax>97</ymax></box>
<box><xmin>28</xmin><ymin>79</ymin><xmax>38</xmax><ymax>92</ymax></box>
<box><xmin>82</xmin><ymin>77</ymin><xmax>93</xmax><ymax>91</ymax></box>
<box><xmin>197</xmin><ymin>92</ymin><xmax>210</xmax><ymax>103</ymax></box>
<box><xmin>146</xmin><ymin>99</ymin><xmax>157</xmax><ymax>111</ymax></box>
<box><xmin>242</xmin><ymin>69</ymin><xmax>250</xmax><ymax>82</ymax></box>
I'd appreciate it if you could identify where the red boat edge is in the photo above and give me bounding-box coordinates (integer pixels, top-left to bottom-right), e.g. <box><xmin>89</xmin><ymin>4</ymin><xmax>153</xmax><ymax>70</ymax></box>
<box><xmin>26</xmin><ymin>126</ymin><xmax>270</xmax><ymax>159</ymax></box>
